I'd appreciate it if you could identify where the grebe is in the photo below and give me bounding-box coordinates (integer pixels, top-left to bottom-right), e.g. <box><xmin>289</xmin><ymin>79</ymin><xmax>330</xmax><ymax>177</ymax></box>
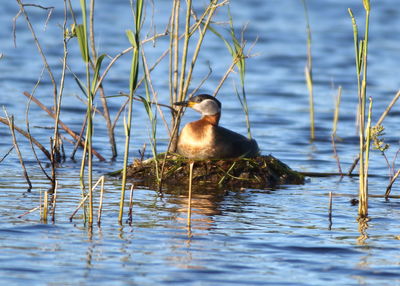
<box><xmin>174</xmin><ymin>94</ymin><xmax>259</xmax><ymax>159</ymax></box>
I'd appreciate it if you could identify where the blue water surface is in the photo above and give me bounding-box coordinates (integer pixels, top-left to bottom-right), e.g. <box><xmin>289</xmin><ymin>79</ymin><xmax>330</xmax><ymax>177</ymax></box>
<box><xmin>1</xmin><ymin>0</ymin><xmax>400</xmax><ymax>285</ymax></box>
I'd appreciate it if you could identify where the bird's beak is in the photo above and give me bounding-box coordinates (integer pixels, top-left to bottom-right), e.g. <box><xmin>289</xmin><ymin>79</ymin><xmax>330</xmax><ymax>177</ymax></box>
<box><xmin>173</xmin><ymin>100</ymin><xmax>196</xmax><ymax>108</ymax></box>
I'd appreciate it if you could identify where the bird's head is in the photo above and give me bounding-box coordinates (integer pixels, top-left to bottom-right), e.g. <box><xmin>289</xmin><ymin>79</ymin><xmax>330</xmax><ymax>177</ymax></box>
<box><xmin>174</xmin><ymin>94</ymin><xmax>221</xmax><ymax>116</ymax></box>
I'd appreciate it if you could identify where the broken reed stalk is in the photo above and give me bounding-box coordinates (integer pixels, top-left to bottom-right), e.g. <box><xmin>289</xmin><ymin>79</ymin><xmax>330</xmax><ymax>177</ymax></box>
<box><xmin>301</xmin><ymin>0</ymin><xmax>315</xmax><ymax>140</ymax></box>
<box><xmin>25</xmin><ymin>94</ymin><xmax>52</xmax><ymax>183</ymax></box>
<box><xmin>385</xmin><ymin>169</ymin><xmax>400</xmax><ymax>199</ymax></box>
<box><xmin>0</xmin><ymin>146</ymin><xmax>14</xmax><ymax>163</ymax></box>
<box><xmin>127</xmin><ymin>184</ymin><xmax>134</xmax><ymax>226</ymax></box>
<box><xmin>119</xmin><ymin>0</ymin><xmax>143</xmax><ymax>224</ymax></box>
<box><xmin>0</xmin><ymin>116</ymin><xmax>51</xmax><ymax>160</ymax></box>
<box><xmin>187</xmin><ymin>161</ymin><xmax>194</xmax><ymax>228</ymax></box>
<box><xmin>15</xmin><ymin>1</ymin><xmax>58</xmax><ymax>102</ymax></box>
<box><xmin>42</xmin><ymin>190</ymin><xmax>49</xmax><ymax>223</ymax></box>
<box><xmin>328</xmin><ymin>191</ymin><xmax>333</xmax><ymax>230</ymax></box>
<box><xmin>51</xmin><ymin>181</ymin><xmax>58</xmax><ymax>223</ymax></box>
<box><xmin>18</xmin><ymin>206</ymin><xmax>40</xmax><ymax>219</ymax></box>
<box><xmin>376</xmin><ymin>90</ymin><xmax>400</xmax><ymax>127</ymax></box>
<box><xmin>331</xmin><ymin>86</ymin><xmax>342</xmax><ymax>174</ymax></box>
<box><xmin>97</xmin><ymin>176</ymin><xmax>105</xmax><ymax>225</ymax></box>
<box><xmin>69</xmin><ymin>176</ymin><xmax>105</xmax><ymax>222</ymax></box>
<box><xmin>22</xmin><ymin>92</ymin><xmax>105</xmax><ymax>161</ymax></box>
<box><xmin>347</xmin><ymin>89</ymin><xmax>400</xmax><ymax>176</ymax></box>
<box><xmin>4</xmin><ymin>112</ymin><xmax>32</xmax><ymax>190</ymax></box>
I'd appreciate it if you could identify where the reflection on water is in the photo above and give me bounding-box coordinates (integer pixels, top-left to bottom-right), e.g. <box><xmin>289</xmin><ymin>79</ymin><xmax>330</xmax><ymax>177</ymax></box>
<box><xmin>2</xmin><ymin>0</ymin><xmax>400</xmax><ymax>285</ymax></box>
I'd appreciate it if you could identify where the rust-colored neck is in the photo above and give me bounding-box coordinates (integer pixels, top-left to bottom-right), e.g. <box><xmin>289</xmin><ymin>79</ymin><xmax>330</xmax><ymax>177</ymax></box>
<box><xmin>202</xmin><ymin>113</ymin><xmax>220</xmax><ymax>126</ymax></box>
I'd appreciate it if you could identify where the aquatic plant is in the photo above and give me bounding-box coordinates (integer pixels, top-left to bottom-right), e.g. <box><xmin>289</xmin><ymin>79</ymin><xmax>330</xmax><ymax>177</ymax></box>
<box><xmin>301</xmin><ymin>0</ymin><xmax>315</xmax><ymax>140</ymax></box>
<box><xmin>348</xmin><ymin>0</ymin><xmax>371</xmax><ymax>219</ymax></box>
<box><xmin>119</xmin><ymin>0</ymin><xmax>143</xmax><ymax>224</ymax></box>
<box><xmin>331</xmin><ymin>86</ymin><xmax>342</xmax><ymax>174</ymax></box>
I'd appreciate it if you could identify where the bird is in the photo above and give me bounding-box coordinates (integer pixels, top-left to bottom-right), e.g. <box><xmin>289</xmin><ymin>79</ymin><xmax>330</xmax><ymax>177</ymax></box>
<box><xmin>173</xmin><ymin>94</ymin><xmax>259</xmax><ymax>160</ymax></box>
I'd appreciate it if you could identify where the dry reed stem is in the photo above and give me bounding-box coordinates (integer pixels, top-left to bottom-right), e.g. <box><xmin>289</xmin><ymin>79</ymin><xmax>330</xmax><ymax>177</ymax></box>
<box><xmin>22</xmin><ymin>92</ymin><xmax>105</xmax><ymax>161</ymax></box>
<box><xmin>328</xmin><ymin>191</ymin><xmax>333</xmax><ymax>230</ymax></box>
<box><xmin>14</xmin><ymin>0</ymin><xmax>57</xmax><ymax>101</ymax></box>
<box><xmin>25</xmin><ymin>93</ymin><xmax>52</xmax><ymax>182</ymax></box>
<box><xmin>187</xmin><ymin>161</ymin><xmax>194</xmax><ymax>228</ymax></box>
<box><xmin>42</xmin><ymin>190</ymin><xmax>49</xmax><ymax>223</ymax></box>
<box><xmin>97</xmin><ymin>176</ymin><xmax>105</xmax><ymax>225</ymax></box>
<box><xmin>51</xmin><ymin>181</ymin><xmax>58</xmax><ymax>223</ymax></box>
<box><xmin>69</xmin><ymin>176</ymin><xmax>104</xmax><ymax>221</ymax></box>
<box><xmin>385</xmin><ymin>169</ymin><xmax>400</xmax><ymax>199</ymax></box>
<box><xmin>301</xmin><ymin>0</ymin><xmax>315</xmax><ymax>140</ymax></box>
<box><xmin>127</xmin><ymin>184</ymin><xmax>135</xmax><ymax>225</ymax></box>
<box><xmin>17</xmin><ymin>206</ymin><xmax>40</xmax><ymax>218</ymax></box>
<box><xmin>141</xmin><ymin>48</ymin><xmax>170</xmax><ymax>134</ymax></box>
<box><xmin>348</xmin><ymin>90</ymin><xmax>400</xmax><ymax>175</ymax></box>
<box><xmin>0</xmin><ymin>146</ymin><xmax>14</xmax><ymax>164</ymax></box>
<box><xmin>0</xmin><ymin>116</ymin><xmax>51</xmax><ymax>160</ymax></box>
<box><xmin>5</xmin><ymin>112</ymin><xmax>32</xmax><ymax>190</ymax></box>
<box><xmin>376</xmin><ymin>90</ymin><xmax>400</xmax><ymax>127</ymax></box>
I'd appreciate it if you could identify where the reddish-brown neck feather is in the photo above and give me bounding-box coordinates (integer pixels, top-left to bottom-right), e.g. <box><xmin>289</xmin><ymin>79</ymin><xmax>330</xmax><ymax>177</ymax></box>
<box><xmin>202</xmin><ymin>113</ymin><xmax>220</xmax><ymax>126</ymax></box>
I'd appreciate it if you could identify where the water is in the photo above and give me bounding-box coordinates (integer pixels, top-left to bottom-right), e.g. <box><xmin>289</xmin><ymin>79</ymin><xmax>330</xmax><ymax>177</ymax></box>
<box><xmin>1</xmin><ymin>0</ymin><xmax>400</xmax><ymax>285</ymax></box>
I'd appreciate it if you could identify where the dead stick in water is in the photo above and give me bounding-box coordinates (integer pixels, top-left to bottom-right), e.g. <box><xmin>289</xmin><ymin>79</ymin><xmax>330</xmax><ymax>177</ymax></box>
<box><xmin>5</xmin><ymin>113</ymin><xmax>32</xmax><ymax>190</ymax></box>
<box><xmin>97</xmin><ymin>176</ymin><xmax>105</xmax><ymax>226</ymax></box>
<box><xmin>22</xmin><ymin>92</ymin><xmax>105</xmax><ymax>161</ymax></box>
<box><xmin>17</xmin><ymin>206</ymin><xmax>40</xmax><ymax>218</ymax></box>
<box><xmin>0</xmin><ymin>117</ymin><xmax>51</xmax><ymax>160</ymax></box>
<box><xmin>385</xmin><ymin>168</ymin><xmax>400</xmax><ymax>199</ymax></box>
<box><xmin>328</xmin><ymin>191</ymin><xmax>333</xmax><ymax>230</ymax></box>
<box><xmin>51</xmin><ymin>180</ymin><xmax>58</xmax><ymax>223</ymax></box>
<box><xmin>348</xmin><ymin>90</ymin><xmax>400</xmax><ymax>175</ymax></box>
<box><xmin>127</xmin><ymin>184</ymin><xmax>134</xmax><ymax>226</ymax></box>
<box><xmin>187</xmin><ymin>161</ymin><xmax>194</xmax><ymax>228</ymax></box>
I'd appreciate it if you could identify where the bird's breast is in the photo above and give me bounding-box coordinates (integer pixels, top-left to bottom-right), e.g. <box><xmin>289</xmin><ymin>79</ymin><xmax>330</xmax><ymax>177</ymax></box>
<box><xmin>177</xmin><ymin>121</ymin><xmax>215</xmax><ymax>159</ymax></box>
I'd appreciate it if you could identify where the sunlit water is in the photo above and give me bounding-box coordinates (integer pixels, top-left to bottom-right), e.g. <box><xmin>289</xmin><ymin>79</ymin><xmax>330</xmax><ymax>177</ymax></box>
<box><xmin>1</xmin><ymin>0</ymin><xmax>400</xmax><ymax>285</ymax></box>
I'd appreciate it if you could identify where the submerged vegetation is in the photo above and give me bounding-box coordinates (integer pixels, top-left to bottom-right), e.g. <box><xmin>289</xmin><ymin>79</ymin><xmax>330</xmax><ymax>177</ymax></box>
<box><xmin>1</xmin><ymin>0</ymin><xmax>400</xmax><ymax>236</ymax></box>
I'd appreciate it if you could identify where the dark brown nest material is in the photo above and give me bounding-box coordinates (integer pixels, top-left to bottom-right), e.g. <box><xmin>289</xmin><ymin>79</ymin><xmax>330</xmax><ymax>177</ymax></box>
<box><xmin>113</xmin><ymin>154</ymin><xmax>304</xmax><ymax>191</ymax></box>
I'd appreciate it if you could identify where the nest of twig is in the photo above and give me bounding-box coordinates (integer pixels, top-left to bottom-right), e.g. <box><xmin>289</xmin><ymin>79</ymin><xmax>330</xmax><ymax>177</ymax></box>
<box><xmin>114</xmin><ymin>154</ymin><xmax>304</xmax><ymax>191</ymax></box>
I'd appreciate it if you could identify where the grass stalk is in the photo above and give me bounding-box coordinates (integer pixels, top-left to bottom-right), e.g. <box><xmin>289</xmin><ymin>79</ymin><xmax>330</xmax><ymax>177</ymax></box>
<box><xmin>140</xmin><ymin>55</ymin><xmax>160</xmax><ymax>182</ymax></box>
<box><xmin>359</xmin><ymin>97</ymin><xmax>372</xmax><ymax>217</ymax></box>
<box><xmin>0</xmin><ymin>116</ymin><xmax>51</xmax><ymax>160</ymax></box>
<box><xmin>97</xmin><ymin>176</ymin><xmax>105</xmax><ymax>225</ymax></box>
<box><xmin>358</xmin><ymin>2</ymin><xmax>370</xmax><ymax>219</ymax></box>
<box><xmin>42</xmin><ymin>190</ymin><xmax>49</xmax><ymax>223</ymax></box>
<box><xmin>22</xmin><ymin>92</ymin><xmax>105</xmax><ymax>161</ymax></box>
<box><xmin>349</xmin><ymin>2</ymin><xmax>370</xmax><ymax>219</ymax></box>
<box><xmin>301</xmin><ymin>0</ymin><xmax>315</xmax><ymax>140</ymax></box>
<box><xmin>51</xmin><ymin>181</ymin><xmax>58</xmax><ymax>223</ymax></box>
<box><xmin>70</xmin><ymin>176</ymin><xmax>104</xmax><ymax>222</ymax></box>
<box><xmin>328</xmin><ymin>191</ymin><xmax>333</xmax><ymax>230</ymax></box>
<box><xmin>4</xmin><ymin>111</ymin><xmax>32</xmax><ymax>190</ymax></box>
<box><xmin>77</xmin><ymin>0</ymin><xmax>94</xmax><ymax>225</ymax></box>
<box><xmin>331</xmin><ymin>86</ymin><xmax>342</xmax><ymax>174</ymax></box>
<box><xmin>127</xmin><ymin>184</ymin><xmax>134</xmax><ymax>226</ymax></box>
<box><xmin>118</xmin><ymin>0</ymin><xmax>143</xmax><ymax>224</ymax></box>
<box><xmin>187</xmin><ymin>161</ymin><xmax>194</xmax><ymax>228</ymax></box>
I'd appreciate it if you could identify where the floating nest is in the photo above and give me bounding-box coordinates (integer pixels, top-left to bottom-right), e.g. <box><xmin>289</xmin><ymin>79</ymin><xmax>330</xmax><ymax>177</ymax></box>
<box><xmin>115</xmin><ymin>154</ymin><xmax>304</xmax><ymax>191</ymax></box>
